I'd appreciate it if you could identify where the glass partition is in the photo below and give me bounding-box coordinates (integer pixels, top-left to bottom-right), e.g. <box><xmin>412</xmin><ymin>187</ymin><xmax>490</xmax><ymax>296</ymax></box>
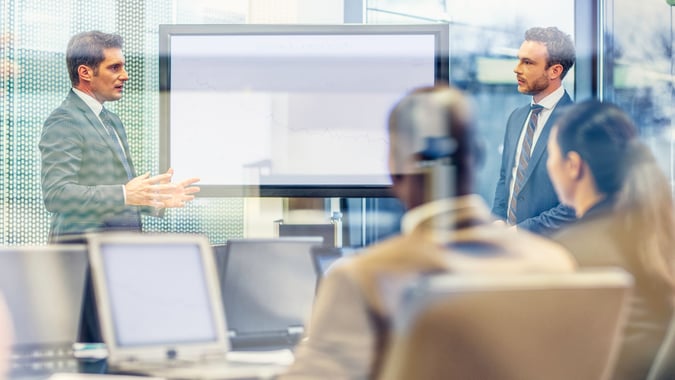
<box><xmin>3</xmin><ymin>0</ymin><xmax>671</xmax><ymax>245</ymax></box>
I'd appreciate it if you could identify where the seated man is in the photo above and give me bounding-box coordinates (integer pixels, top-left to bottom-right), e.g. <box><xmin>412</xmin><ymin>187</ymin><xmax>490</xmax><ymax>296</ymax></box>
<box><xmin>280</xmin><ymin>85</ymin><xmax>576</xmax><ymax>379</ymax></box>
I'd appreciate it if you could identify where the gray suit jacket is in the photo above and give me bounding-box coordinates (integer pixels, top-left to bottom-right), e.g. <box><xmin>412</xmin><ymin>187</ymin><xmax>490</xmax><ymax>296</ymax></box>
<box><xmin>40</xmin><ymin>90</ymin><xmax>149</xmax><ymax>238</ymax></box>
<box><xmin>492</xmin><ymin>92</ymin><xmax>576</xmax><ymax>235</ymax></box>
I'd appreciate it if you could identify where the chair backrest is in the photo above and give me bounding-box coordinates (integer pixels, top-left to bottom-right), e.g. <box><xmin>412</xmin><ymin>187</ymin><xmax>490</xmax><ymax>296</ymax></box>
<box><xmin>646</xmin><ymin>314</ymin><xmax>675</xmax><ymax>380</ymax></box>
<box><xmin>378</xmin><ymin>269</ymin><xmax>633</xmax><ymax>380</ymax></box>
<box><xmin>277</xmin><ymin>223</ymin><xmax>338</xmax><ymax>247</ymax></box>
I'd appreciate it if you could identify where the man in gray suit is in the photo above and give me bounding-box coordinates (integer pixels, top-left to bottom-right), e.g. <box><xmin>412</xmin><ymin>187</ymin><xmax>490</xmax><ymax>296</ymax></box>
<box><xmin>281</xmin><ymin>85</ymin><xmax>575</xmax><ymax>379</ymax></box>
<box><xmin>39</xmin><ymin>31</ymin><xmax>200</xmax><ymax>343</ymax></box>
<box><xmin>40</xmin><ymin>31</ymin><xmax>199</xmax><ymax>241</ymax></box>
<box><xmin>491</xmin><ymin>26</ymin><xmax>576</xmax><ymax>235</ymax></box>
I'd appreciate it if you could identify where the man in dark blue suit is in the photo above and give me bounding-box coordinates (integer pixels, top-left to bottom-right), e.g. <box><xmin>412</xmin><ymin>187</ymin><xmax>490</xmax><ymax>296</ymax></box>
<box><xmin>39</xmin><ymin>31</ymin><xmax>201</xmax><ymax>342</ymax></box>
<box><xmin>492</xmin><ymin>27</ymin><xmax>577</xmax><ymax>235</ymax></box>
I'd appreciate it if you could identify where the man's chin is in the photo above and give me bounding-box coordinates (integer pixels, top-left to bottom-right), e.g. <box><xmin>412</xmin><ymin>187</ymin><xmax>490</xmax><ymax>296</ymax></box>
<box><xmin>517</xmin><ymin>86</ymin><xmax>533</xmax><ymax>95</ymax></box>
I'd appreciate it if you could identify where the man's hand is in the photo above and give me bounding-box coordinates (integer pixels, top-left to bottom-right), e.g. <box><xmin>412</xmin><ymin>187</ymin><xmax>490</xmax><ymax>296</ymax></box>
<box><xmin>159</xmin><ymin>168</ymin><xmax>200</xmax><ymax>208</ymax></box>
<box><xmin>125</xmin><ymin>169</ymin><xmax>200</xmax><ymax>208</ymax></box>
<box><xmin>124</xmin><ymin>172</ymin><xmax>175</xmax><ymax>208</ymax></box>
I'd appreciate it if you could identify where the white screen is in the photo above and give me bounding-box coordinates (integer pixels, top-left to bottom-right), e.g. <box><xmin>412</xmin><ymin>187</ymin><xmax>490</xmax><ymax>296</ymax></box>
<box><xmin>165</xmin><ymin>30</ymin><xmax>441</xmax><ymax>194</ymax></box>
<box><xmin>101</xmin><ymin>243</ymin><xmax>218</xmax><ymax>347</ymax></box>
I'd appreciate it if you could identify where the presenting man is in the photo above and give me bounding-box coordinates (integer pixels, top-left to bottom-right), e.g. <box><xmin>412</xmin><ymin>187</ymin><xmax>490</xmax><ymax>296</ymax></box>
<box><xmin>40</xmin><ymin>31</ymin><xmax>200</xmax><ymax>343</ymax></box>
<box><xmin>40</xmin><ymin>31</ymin><xmax>199</xmax><ymax>241</ymax></box>
<box><xmin>492</xmin><ymin>26</ymin><xmax>576</xmax><ymax>234</ymax></box>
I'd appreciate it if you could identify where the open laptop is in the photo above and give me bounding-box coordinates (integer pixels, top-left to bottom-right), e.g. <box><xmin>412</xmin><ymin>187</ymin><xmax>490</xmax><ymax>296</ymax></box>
<box><xmin>221</xmin><ymin>237</ymin><xmax>323</xmax><ymax>350</ymax></box>
<box><xmin>86</xmin><ymin>232</ymin><xmax>291</xmax><ymax>380</ymax></box>
<box><xmin>0</xmin><ymin>245</ymin><xmax>88</xmax><ymax>379</ymax></box>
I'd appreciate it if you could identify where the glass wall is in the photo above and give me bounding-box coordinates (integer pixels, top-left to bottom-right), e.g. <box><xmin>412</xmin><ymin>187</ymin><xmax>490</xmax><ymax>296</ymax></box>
<box><xmin>1</xmin><ymin>0</ymin><xmax>673</xmax><ymax>246</ymax></box>
<box><xmin>602</xmin><ymin>0</ymin><xmax>674</xmax><ymax>187</ymax></box>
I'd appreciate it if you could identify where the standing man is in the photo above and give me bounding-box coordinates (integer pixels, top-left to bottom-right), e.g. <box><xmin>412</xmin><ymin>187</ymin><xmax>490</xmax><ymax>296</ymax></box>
<box><xmin>40</xmin><ymin>31</ymin><xmax>199</xmax><ymax>242</ymax></box>
<box><xmin>40</xmin><ymin>31</ymin><xmax>200</xmax><ymax>343</ymax></box>
<box><xmin>492</xmin><ymin>26</ymin><xmax>576</xmax><ymax>235</ymax></box>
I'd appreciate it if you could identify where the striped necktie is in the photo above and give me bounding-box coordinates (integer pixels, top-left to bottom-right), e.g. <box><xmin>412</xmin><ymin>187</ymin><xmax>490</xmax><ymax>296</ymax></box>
<box><xmin>507</xmin><ymin>104</ymin><xmax>544</xmax><ymax>225</ymax></box>
<box><xmin>100</xmin><ymin>108</ymin><xmax>134</xmax><ymax>180</ymax></box>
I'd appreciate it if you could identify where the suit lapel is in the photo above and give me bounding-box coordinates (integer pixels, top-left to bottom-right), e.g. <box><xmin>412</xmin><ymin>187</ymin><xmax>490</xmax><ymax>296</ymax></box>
<box><xmin>107</xmin><ymin>113</ymin><xmax>136</xmax><ymax>176</ymax></box>
<box><xmin>68</xmin><ymin>91</ymin><xmax>135</xmax><ymax>176</ymax></box>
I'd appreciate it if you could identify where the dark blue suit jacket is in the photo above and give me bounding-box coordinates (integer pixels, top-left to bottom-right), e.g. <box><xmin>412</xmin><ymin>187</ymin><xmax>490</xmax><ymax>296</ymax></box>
<box><xmin>491</xmin><ymin>91</ymin><xmax>576</xmax><ymax>235</ymax></box>
<box><xmin>40</xmin><ymin>90</ymin><xmax>147</xmax><ymax>239</ymax></box>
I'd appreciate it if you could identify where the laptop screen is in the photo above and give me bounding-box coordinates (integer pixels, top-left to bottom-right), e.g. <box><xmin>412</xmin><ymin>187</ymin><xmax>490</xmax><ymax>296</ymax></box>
<box><xmin>222</xmin><ymin>238</ymin><xmax>322</xmax><ymax>339</ymax></box>
<box><xmin>97</xmin><ymin>238</ymin><xmax>219</xmax><ymax>348</ymax></box>
<box><xmin>0</xmin><ymin>245</ymin><xmax>87</xmax><ymax>347</ymax></box>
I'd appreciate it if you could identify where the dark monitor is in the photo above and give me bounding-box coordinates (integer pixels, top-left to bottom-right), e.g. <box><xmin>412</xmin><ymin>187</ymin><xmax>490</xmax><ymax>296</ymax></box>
<box><xmin>0</xmin><ymin>245</ymin><xmax>88</xmax><ymax>346</ymax></box>
<box><xmin>159</xmin><ymin>23</ymin><xmax>449</xmax><ymax>197</ymax></box>
<box><xmin>221</xmin><ymin>237</ymin><xmax>323</xmax><ymax>349</ymax></box>
<box><xmin>0</xmin><ymin>245</ymin><xmax>88</xmax><ymax>377</ymax></box>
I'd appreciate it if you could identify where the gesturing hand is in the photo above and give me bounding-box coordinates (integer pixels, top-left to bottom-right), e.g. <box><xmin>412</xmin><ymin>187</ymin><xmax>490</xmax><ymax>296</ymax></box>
<box><xmin>160</xmin><ymin>168</ymin><xmax>200</xmax><ymax>208</ymax></box>
<box><xmin>125</xmin><ymin>172</ymin><xmax>175</xmax><ymax>208</ymax></box>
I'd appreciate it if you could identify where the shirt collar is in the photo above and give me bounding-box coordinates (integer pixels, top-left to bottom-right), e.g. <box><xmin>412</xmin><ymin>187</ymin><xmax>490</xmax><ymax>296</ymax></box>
<box><xmin>72</xmin><ymin>88</ymin><xmax>104</xmax><ymax>116</ymax></box>
<box><xmin>532</xmin><ymin>85</ymin><xmax>565</xmax><ymax>110</ymax></box>
<box><xmin>401</xmin><ymin>195</ymin><xmax>492</xmax><ymax>234</ymax></box>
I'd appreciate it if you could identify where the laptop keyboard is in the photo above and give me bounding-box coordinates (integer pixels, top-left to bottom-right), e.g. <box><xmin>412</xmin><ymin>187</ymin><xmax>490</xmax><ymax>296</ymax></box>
<box><xmin>230</xmin><ymin>332</ymin><xmax>302</xmax><ymax>351</ymax></box>
<box><xmin>10</xmin><ymin>343</ymin><xmax>78</xmax><ymax>378</ymax></box>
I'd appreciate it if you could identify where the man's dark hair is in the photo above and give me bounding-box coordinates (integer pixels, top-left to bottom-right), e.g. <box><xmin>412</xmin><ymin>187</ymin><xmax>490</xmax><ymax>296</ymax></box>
<box><xmin>525</xmin><ymin>27</ymin><xmax>576</xmax><ymax>79</ymax></box>
<box><xmin>66</xmin><ymin>31</ymin><xmax>123</xmax><ymax>86</ymax></box>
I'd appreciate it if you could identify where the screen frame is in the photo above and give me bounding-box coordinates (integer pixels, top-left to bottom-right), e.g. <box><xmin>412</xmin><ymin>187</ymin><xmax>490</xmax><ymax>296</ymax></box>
<box><xmin>159</xmin><ymin>23</ymin><xmax>449</xmax><ymax>198</ymax></box>
<box><xmin>87</xmin><ymin>232</ymin><xmax>230</xmax><ymax>362</ymax></box>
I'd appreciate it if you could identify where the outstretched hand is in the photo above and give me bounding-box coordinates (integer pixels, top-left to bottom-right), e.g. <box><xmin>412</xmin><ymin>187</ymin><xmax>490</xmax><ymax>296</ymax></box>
<box><xmin>160</xmin><ymin>168</ymin><xmax>200</xmax><ymax>208</ymax></box>
<box><xmin>124</xmin><ymin>169</ymin><xmax>200</xmax><ymax>208</ymax></box>
<box><xmin>125</xmin><ymin>172</ymin><xmax>175</xmax><ymax>208</ymax></box>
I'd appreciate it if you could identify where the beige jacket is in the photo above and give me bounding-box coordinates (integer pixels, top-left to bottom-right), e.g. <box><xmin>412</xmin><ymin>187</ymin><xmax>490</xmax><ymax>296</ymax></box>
<box><xmin>282</xmin><ymin>195</ymin><xmax>575</xmax><ymax>380</ymax></box>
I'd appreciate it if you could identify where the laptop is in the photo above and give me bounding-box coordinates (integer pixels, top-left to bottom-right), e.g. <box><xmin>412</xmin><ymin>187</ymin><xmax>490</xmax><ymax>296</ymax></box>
<box><xmin>86</xmin><ymin>232</ymin><xmax>291</xmax><ymax>380</ymax></box>
<box><xmin>221</xmin><ymin>237</ymin><xmax>323</xmax><ymax>350</ymax></box>
<box><xmin>0</xmin><ymin>245</ymin><xmax>88</xmax><ymax>379</ymax></box>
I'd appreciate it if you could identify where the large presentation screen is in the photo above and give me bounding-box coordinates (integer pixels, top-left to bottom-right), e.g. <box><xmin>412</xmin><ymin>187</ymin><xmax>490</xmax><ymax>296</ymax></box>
<box><xmin>159</xmin><ymin>24</ymin><xmax>449</xmax><ymax>197</ymax></box>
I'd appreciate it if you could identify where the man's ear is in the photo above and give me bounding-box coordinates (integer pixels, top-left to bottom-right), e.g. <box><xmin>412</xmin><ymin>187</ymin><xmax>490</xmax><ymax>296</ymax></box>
<box><xmin>77</xmin><ymin>65</ymin><xmax>93</xmax><ymax>83</ymax></box>
<box><xmin>548</xmin><ymin>63</ymin><xmax>564</xmax><ymax>80</ymax></box>
<box><xmin>566</xmin><ymin>151</ymin><xmax>583</xmax><ymax>180</ymax></box>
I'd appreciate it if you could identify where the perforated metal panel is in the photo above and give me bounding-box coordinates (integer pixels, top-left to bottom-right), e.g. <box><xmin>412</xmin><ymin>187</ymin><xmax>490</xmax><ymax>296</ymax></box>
<box><xmin>0</xmin><ymin>0</ymin><xmax>245</xmax><ymax>245</ymax></box>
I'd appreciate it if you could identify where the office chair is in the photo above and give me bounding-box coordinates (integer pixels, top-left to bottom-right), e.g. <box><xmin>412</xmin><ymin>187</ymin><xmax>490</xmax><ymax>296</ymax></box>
<box><xmin>378</xmin><ymin>269</ymin><xmax>633</xmax><ymax>380</ymax></box>
<box><xmin>646</xmin><ymin>314</ymin><xmax>675</xmax><ymax>380</ymax></box>
<box><xmin>274</xmin><ymin>212</ymin><xmax>343</xmax><ymax>248</ymax></box>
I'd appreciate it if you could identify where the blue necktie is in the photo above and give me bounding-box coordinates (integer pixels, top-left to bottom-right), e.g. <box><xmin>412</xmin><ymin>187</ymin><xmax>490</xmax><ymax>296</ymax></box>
<box><xmin>100</xmin><ymin>108</ymin><xmax>134</xmax><ymax>180</ymax></box>
<box><xmin>508</xmin><ymin>104</ymin><xmax>544</xmax><ymax>225</ymax></box>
